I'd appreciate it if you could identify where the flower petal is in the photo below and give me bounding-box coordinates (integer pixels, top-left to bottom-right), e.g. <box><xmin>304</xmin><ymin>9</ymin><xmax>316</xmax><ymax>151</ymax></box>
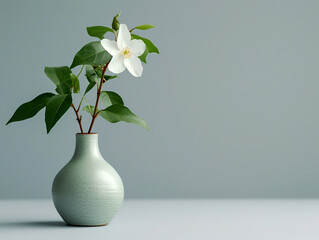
<box><xmin>101</xmin><ymin>39</ymin><xmax>120</xmax><ymax>56</ymax></box>
<box><xmin>124</xmin><ymin>56</ymin><xmax>143</xmax><ymax>77</ymax></box>
<box><xmin>128</xmin><ymin>39</ymin><xmax>146</xmax><ymax>57</ymax></box>
<box><xmin>108</xmin><ymin>54</ymin><xmax>126</xmax><ymax>74</ymax></box>
<box><xmin>117</xmin><ymin>24</ymin><xmax>131</xmax><ymax>50</ymax></box>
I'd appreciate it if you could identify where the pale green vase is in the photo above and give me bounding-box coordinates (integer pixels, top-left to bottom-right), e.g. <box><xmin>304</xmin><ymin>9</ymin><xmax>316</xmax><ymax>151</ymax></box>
<box><xmin>52</xmin><ymin>133</ymin><xmax>124</xmax><ymax>227</ymax></box>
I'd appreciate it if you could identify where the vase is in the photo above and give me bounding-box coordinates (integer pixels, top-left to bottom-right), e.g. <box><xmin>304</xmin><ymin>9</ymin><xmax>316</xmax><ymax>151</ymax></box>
<box><xmin>52</xmin><ymin>133</ymin><xmax>124</xmax><ymax>226</ymax></box>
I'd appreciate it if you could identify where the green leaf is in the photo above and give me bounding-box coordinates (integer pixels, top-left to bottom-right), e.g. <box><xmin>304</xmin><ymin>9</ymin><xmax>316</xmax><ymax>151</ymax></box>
<box><xmin>70</xmin><ymin>73</ymin><xmax>80</xmax><ymax>93</ymax></box>
<box><xmin>55</xmin><ymin>83</ymin><xmax>72</xmax><ymax>94</ymax></box>
<box><xmin>132</xmin><ymin>24</ymin><xmax>155</xmax><ymax>30</ymax></box>
<box><xmin>70</xmin><ymin>41</ymin><xmax>112</xmax><ymax>69</ymax></box>
<box><xmin>131</xmin><ymin>34</ymin><xmax>159</xmax><ymax>54</ymax></box>
<box><xmin>84</xmin><ymin>82</ymin><xmax>96</xmax><ymax>95</ymax></box>
<box><xmin>84</xmin><ymin>65</ymin><xmax>99</xmax><ymax>95</ymax></box>
<box><xmin>44</xmin><ymin>66</ymin><xmax>72</xmax><ymax>86</ymax></box>
<box><xmin>112</xmin><ymin>12</ymin><xmax>121</xmax><ymax>31</ymax></box>
<box><xmin>85</xmin><ymin>65</ymin><xmax>99</xmax><ymax>83</ymax></box>
<box><xmin>94</xmin><ymin>67</ymin><xmax>117</xmax><ymax>81</ymax></box>
<box><xmin>45</xmin><ymin>94</ymin><xmax>72</xmax><ymax>133</ymax></box>
<box><xmin>138</xmin><ymin>48</ymin><xmax>149</xmax><ymax>63</ymax></box>
<box><xmin>87</xmin><ymin>26</ymin><xmax>113</xmax><ymax>40</ymax></box>
<box><xmin>83</xmin><ymin>105</ymin><xmax>97</xmax><ymax>116</ymax></box>
<box><xmin>105</xmin><ymin>75</ymin><xmax>118</xmax><ymax>81</ymax></box>
<box><xmin>7</xmin><ymin>93</ymin><xmax>54</xmax><ymax>125</ymax></box>
<box><xmin>99</xmin><ymin>104</ymin><xmax>149</xmax><ymax>130</ymax></box>
<box><xmin>94</xmin><ymin>67</ymin><xmax>103</xmax><ymax>78</ymax></box>
<box><xmin>100</xmin><ymin>91</ymin><xmax>124</xmax><ymax>108</ymax></box>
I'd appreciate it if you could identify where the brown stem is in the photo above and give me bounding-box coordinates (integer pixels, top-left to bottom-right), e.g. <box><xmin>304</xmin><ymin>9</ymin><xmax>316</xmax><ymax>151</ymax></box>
<box><xmin>87</xmin><ymin>61</ymin><xmax>110</xmax><ymax>133</ymax></box>
<box><xmin>72</xmin><ymin>103</ymin><xmax>84</xmax><ymax>133</ymax></box>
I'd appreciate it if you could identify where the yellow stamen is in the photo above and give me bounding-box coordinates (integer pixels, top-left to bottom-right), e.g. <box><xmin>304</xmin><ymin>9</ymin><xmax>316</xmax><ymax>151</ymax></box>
<box><xmin>121</xmin><ymin>47</ymin><xmax>132</xmax><ymax>59</ymax></box>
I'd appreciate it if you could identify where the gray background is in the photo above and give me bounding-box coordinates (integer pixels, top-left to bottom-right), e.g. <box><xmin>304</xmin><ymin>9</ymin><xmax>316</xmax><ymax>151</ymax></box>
<box><xmin>1</xmin><ymin>0</ymin><xmax>319</xmax><ymax>199</ymax></box>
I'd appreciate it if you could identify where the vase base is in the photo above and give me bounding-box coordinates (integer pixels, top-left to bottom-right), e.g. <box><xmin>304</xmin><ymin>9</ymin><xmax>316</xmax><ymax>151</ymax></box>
<box><xmin>68</xmin><ymin>223</ymin><xmax>108</xmax><ymax>227</ymax></box>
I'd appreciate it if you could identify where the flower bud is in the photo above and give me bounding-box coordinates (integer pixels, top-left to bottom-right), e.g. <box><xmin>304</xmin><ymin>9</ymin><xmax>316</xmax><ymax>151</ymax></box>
<box><xmin>112</xmin><ymin>12</ymin><xmax>121</xmax><ymax>31</ymax></box>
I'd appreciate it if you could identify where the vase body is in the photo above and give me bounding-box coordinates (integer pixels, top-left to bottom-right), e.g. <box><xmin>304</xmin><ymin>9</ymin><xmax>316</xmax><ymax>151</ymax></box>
<box><xmin>52</xmin><ymin>133</ymin><xmax>124</xmax><ymax>226</ymax></box>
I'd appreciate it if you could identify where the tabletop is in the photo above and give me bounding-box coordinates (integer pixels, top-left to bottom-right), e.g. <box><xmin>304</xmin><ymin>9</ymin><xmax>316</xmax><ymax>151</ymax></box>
<box><xmin>1</xmin><ymin>199</ymin><xmax>319</xmax><ymax>240</ymax></box>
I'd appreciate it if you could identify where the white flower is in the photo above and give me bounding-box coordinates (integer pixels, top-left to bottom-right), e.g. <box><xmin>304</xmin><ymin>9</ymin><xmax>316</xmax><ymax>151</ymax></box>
<box><xmin>101</xmin><ymin>24</ymin><xmax>146</xmax><ymax>77</ymax></box>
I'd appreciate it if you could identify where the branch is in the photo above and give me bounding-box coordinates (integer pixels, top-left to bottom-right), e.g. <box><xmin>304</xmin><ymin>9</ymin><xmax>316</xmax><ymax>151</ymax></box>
<box><xmin>87</xmin><ymin>61</ymin><xmax>110</xmax><ymax>133</ymax></box>
<box><xmin>72</xmin><ymin>103</ymin><xmax>84</xmax><ymax>133</ymax></box>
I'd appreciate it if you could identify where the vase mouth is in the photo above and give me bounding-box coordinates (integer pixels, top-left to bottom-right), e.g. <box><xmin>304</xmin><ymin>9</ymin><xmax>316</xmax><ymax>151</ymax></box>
<box><xmin>76</xmin><ymin>133</ymin><xmax>98</xmax><ymax>135</ymax></box>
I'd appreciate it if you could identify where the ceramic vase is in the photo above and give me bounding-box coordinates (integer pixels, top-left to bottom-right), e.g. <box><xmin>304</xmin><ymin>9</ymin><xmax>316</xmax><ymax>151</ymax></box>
<box><xmin>52</xmin><ymin>133</ymin><xmax>124</xmax><ymax>226</ymax></box>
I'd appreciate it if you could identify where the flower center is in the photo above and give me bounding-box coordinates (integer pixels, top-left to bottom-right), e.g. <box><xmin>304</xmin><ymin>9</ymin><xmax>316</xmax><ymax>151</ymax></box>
<box><xmin>121</xmin><ymin>47</ymin><xmax>132</xmax><ymax>59</ymax></box>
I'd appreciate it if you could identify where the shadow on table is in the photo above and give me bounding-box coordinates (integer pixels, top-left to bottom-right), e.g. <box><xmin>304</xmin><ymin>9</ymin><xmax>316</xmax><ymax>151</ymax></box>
<box><xmin>0</xmin><ymin>221</ymin><xmax>68</xmax><ymax>229</ymax></box>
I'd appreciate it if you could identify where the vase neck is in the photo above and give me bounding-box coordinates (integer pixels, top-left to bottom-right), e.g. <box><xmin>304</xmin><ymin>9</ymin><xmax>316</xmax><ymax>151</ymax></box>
<box><xmin>73</xmin><ymin>134</ymin><xmax>101</xmax><ymax>158</ymax></box>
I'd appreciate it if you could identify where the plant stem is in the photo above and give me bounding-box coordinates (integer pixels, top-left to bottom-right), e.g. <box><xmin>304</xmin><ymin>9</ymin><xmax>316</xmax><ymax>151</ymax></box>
<box><xmin>76</xmin><ymin>96</ymin><xmax>84</xmax><ymax>112</ymax></box>
<box><xmin>72</xmin><ymin>103</ymin><xmax>84</xmax><ymax>133</ymax></box>
<box><xmin>82</xmin><ymin>95</ymin><xmax>91</xmax><ymax>109</ymax></box>
<box><xmin>87</xmin><ymin>61</ymin><xmax>110</xmax><ymax>133</ymax></box>
<box><xmin>77</xmin><ymin>65</ymin><xmax>84</xmax><ymax>77</ymax></box>
<box><xmin>113</xmin><ymin>30</ymin><xmax>118</xmax><ymax>41</ymax></box>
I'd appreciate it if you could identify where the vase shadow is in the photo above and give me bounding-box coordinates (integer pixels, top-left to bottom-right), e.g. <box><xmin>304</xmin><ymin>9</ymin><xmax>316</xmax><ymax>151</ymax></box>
<box><xmin>0</xmin><ymin>220</ymin><xmax>67</xmax><ymax>229</ymax></box>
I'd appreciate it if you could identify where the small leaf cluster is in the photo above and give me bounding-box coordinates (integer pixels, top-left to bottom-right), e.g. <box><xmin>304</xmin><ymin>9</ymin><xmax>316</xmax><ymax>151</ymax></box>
<box><xmin>7</xmin><ymin>12</ymin><xmax>158</xmax><ymax>133</ymax></box>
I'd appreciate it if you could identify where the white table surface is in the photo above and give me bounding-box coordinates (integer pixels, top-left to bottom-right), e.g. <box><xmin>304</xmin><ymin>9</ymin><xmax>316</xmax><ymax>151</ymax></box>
<box><xmin>1</xmin><ymin>199</ymin><xmax>319</xmax><ymax>239</ymax></box>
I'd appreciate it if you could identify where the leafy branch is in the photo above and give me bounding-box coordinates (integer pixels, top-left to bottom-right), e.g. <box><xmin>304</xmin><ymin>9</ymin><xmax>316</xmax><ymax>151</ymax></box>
<box><xmin>7</xmin><ymin>12</ymin><xmax>158</xmax><ymax>134</ymax></box>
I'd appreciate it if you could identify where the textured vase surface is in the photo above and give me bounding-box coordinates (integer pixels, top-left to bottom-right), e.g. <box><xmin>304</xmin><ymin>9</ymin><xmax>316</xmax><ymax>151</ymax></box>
<box><xmin>52</xmin><ymin>133</ymin><xmax>124</xmax><ymax>226</ymax></box>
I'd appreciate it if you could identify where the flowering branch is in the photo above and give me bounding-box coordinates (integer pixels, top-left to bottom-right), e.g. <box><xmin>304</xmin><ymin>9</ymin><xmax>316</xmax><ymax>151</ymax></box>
<box><xmin>7</xmin><ymin>13</ymin><xmax>158</xmax><ymax>134</ymax></box>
